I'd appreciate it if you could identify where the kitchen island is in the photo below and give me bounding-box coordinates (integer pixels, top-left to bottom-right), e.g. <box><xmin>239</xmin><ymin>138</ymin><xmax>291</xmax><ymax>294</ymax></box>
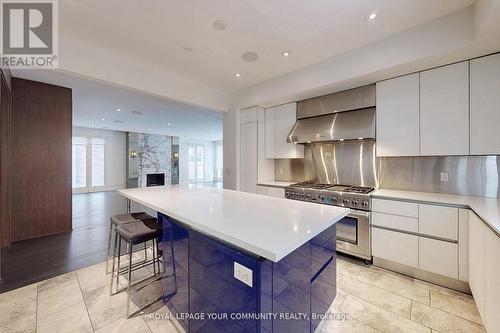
<box><xmin>118</xmin><ymin>185</ymin><xmax>349</xmax><ymax>333</ymax></box>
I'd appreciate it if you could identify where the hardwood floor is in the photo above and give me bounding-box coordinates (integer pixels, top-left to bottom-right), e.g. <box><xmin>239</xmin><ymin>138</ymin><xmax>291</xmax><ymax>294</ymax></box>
<box><xmin>0</xmin><ymin>191</ymin><xmax>128</xmax><ymax>293</ymax></box>
<box><xmin>0</xmin><ymin>183</ymin><xmax>222</xmax><ymax>293</ymax></box>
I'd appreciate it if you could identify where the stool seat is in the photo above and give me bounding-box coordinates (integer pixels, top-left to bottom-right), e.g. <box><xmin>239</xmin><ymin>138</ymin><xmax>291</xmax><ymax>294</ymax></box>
<box><xmin>115</xmin><ymin>219</ymin><xmax>162</xmax><ymax>244</ymax></box>
<box><xmin>110</xmin><ymin>212</ymin><xmax>154</xmax><ymax>226</ymax></box>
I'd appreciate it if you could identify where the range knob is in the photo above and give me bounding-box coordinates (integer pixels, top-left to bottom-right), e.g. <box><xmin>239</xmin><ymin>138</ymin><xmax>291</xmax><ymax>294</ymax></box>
<box><xmin>343</xmin><ymin>198</ymin><xmax>350</xmax><ymax>205</ymax></box>
<box><xmin>352</xmin><ymin>199</ymin><xmax>359</xmax><ymax>206</ymax></box>
<box><xmin>362</xmin><ymin>201</ymin><xmax>369</xmax><ymax>208</ymax></box>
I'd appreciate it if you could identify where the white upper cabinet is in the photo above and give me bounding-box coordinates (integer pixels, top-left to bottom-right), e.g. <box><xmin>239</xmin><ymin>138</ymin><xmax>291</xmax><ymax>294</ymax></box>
<box><xmin>470</xmin><ymin>53</ymin><xmax>500</xmax><ymax>155</ymax></box>
<box><xmin>376</xmin><ymin>73</ymin><xmax>420</xmax><ymax>157</ymax></box>
<box><xmin>419</xmin><ymin>62</ymin><xmax>469</xmax><ymax>156</ymax></box>
<box><xmin>265</xmin><ymin>103</ymin><xmax>304</xmax><ymax>159</ymax></box>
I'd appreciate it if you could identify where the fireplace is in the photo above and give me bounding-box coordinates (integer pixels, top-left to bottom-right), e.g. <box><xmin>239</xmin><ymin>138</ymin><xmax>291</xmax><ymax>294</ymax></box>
<box><xmin>146</xmin><ymin>173</ymin><xmax>165</xmax><ymax>187</ymax></box>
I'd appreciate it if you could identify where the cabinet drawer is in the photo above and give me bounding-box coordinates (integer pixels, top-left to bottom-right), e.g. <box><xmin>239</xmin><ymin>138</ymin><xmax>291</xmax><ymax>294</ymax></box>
<box><xmin>372</xmin><ymin>212</ymin><xmax>418</xmax><ymax>233</ymax></box>
<box><xmin>372</xmin><ymin>227</ymin><xmax>418</xmax><ymax>268</ymax></box>
<box><xmin>419</xmin><ymin>204</ymin><xmax>458</xmax><ymax>240</ymax></box>
<box><xmin>419</xmin><ymin>237</ymin><xmax>458</xmax><ymax>279</ymax></box>
<box><xmin>372</xmin><ymin>199</ymin><xmax>418</xmax><ymax>218</ymax></box>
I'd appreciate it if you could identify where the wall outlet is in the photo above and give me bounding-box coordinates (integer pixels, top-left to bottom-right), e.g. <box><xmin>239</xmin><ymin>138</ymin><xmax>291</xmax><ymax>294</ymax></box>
<box><xmin>234</xmin><ymin>262</ymin><xmax>253</xmax><ymax>287</ymax></box>
<box><xmin>440</xmin><ymin>172</ymin><xmax>449</xmax><ymax>182</ymax></box>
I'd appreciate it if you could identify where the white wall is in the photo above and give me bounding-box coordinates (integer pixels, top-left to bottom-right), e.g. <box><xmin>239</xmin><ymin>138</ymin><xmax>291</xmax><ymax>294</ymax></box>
<box><xmin>178</xmin><ymin>137</ymin><xmax>217</xmax><ymax>183</ymax></box>
<box><xmin>73</xmin><ymin>127</ymin><xmax>126</xmax><ymax>191</ymax></box>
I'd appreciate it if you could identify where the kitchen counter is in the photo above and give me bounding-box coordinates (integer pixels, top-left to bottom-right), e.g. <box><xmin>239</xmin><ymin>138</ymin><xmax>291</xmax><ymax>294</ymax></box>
<box><xmin>373</xmin><ymin>189</ymin><xmax>500</xmax><ymax>237</ymax></box>
<box><xmin>119</xmin><ymin>185</ymin><xmax>347</xmax><ymax>332</ymax></box>
<box><xmin>257</xmin><ymin>180</ymin><xmax>296</xmax><ymax>188</ymax></box>
<box><xmin>118</xmin><ymin>184</ymin><xmax>348</xmax><ymax>261</ymax></box>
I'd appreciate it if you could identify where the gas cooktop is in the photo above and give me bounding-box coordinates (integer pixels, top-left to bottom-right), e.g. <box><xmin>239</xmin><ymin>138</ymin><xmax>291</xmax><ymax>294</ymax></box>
<box><xmin>288</xmin><ymin>182</ymin><xmax>374</xmax><ymax>194</ymax></box>
<box><xmin>284</xmin><ymin>182</ymin><xmax>374</xmax><ymax>210</ymax></box>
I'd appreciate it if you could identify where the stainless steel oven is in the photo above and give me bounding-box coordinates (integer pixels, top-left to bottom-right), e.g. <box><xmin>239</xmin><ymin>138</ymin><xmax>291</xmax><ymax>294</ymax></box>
<box><xmin>335</xmin><ymin>209</ymin><xmax>371</xmax><ymax>261</ymax></box>
<box><xmin>285</xmin><ymin>183</ymin><xmax>373</xmax><ymax>262</ymax></box>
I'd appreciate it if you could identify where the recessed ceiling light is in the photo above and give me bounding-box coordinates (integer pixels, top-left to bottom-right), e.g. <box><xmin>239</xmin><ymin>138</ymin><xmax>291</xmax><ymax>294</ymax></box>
<box><xmin>167</xmin><ymin>122</ymin><xmax>171</xmax><ymax>126</ymax></box>
<box><xmin>116</xmin><ymin>108</ymin><xmax>121</xmax><ymax>112</ymax></box>
<box><xmin>148</xmin><ymin>128</ymin><xmax>152</xmax><ymax>131</ymax></box>
<box><xmin>368</xmin><ymin>12</ymin><xmax>377</xmax><ymax>20</ymax></box>
<box><xmin>242</xmin><ymin>51</ymin><xmax>259</xmax><ymax>62</ymax></box>
<box><xmin>235</xmin><ymin>73</ymin><xmax>241</xmax><ymax>77</ymax></box>
<box><xmin>282</xmin><ymin>51</ymin><xmax>291</xmax><ymax>57</ymax></box>
<box><xmin>101</xmin><ymin>118</ymin><xmax>106</xmax><ymax>121</ymax></box>
<box><xmin>91</xmin><ymin>124</ymin><xmax>95</xmax><ymax>127</ymax></box>
<box><xmin>212</xmin><ymin>19</ymin><xmax>227</xmax><ymax>31</ymax></box>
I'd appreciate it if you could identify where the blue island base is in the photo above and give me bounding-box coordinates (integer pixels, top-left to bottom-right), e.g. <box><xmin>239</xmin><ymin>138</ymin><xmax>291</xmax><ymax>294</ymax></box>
<box><xmin>158</xmin><ymin>213</ymin><xmax>337</xmax><ymax>333</ymax></box>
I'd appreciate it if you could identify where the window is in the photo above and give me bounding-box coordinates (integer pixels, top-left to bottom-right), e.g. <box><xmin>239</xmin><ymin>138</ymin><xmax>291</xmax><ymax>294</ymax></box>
<box><xmin>72</xmin><ymin>137</ymin><xmax>87</xmax><ymax>189</ymax></box>
<box><xmin>188</xmin><ymin>145</ymin><xmax>204</xmax><ymax>181</ymax></box>
<box><xmin>72</xmin><ymin>136</ymin><xmax>106</xmax><ymax>192</ymax></box>
<box><xmin>91</xmin><ymin>140</ymin><xmax>105</xmax><ymax>187</ymax></box>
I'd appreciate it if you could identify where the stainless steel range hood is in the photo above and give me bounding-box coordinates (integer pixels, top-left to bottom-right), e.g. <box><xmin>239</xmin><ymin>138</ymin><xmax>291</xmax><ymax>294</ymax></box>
<box><xmin>287</xmin><ymin>108</ymin><xmax>375</xmax><ymax>143</ymax></box>
<box><xmin>287</xmin><ymin>85</ymin><xmax>376</xmax><ymax>144</ymax></box>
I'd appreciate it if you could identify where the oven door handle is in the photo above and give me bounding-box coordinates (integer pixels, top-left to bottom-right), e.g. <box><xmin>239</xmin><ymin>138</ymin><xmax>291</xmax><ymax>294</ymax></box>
<box><xmin>347</xmin><ymin>209</ymin><xmax>370</xmax><ymax>218</ymax></box>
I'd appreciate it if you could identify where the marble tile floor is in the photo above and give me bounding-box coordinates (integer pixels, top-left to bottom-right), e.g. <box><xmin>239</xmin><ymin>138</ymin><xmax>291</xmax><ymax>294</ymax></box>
<box><xmin>0</xmin><ymin>255</ymin><xmax>485</xmax><ymax>333</ymax></box>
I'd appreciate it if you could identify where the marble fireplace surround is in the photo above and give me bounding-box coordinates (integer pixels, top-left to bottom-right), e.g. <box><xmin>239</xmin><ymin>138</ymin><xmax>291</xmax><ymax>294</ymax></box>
<box><xmin>137</xmin><ymin>134</ymin><xmax>172</xmax><ymax>188</ymax></box>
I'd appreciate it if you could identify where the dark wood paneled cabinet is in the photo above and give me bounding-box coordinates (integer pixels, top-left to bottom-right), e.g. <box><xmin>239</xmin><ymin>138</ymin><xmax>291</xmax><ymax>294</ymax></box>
<box><xmin>10</xmin><ymin>78</ymin><xmax>72</xmax><ymax>242</ymax></box>
<box><xmin>1</xmin><ymin>70</ymin><xmax>13</xmax><ymax>247</ymax></box>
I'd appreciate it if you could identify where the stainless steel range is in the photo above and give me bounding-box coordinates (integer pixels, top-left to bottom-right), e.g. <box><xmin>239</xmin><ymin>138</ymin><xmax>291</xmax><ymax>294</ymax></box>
<box><xmin>285</xmin><ymin>181</ymin><xmax>373</xmax><ymax>261</ymax></box>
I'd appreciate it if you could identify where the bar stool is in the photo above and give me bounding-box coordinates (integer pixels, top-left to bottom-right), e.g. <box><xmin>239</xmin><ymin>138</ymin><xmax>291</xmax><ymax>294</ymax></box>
<box><xmin>106</xmin><ymin>212</ymin><xmax>155</xmax><ymax>274</ymax></box>
<box><xmin>110</xmin><ymin>219</ymin><xmax>163</xmax><ymax>317</ymax></box>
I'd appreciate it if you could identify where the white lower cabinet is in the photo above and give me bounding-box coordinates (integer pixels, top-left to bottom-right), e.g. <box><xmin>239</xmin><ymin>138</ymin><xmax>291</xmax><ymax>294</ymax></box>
<box><xmin>372</xmin><ymin>198</ymin><xmax>465</xmax><ymax>283</ymax></box>
<box><xmin>468</xmin><ymin>210</ymin><xmax>500</xmax><ymax>332</ymax></box>
<box><xmin>256</xmin><ymin>185</ymin><xmax>285</xmax><ymax>198</ymax></box>
<box><xmin>484</xmin><ymin>227</ymin><xmax>500</xmax><ymax>332</ymax></box>
<box><xmin>418</xmin><ymin>204</ymin><xmax>458</xmax><ymax>241</ymax></box>
<box><xmin>418</xmin><ymin>237</ymin><xmax>458</xmax><ymax>279</ymax></box>
<box><xmin>372</xmin><ymin>227</ymin><xmax>418</xmax><ymax>268</ymax></box>
<box><xmin>372</xmin><ymin>212</ymin><xmax>418</xmax><ymax>233</ymax></box>
<box><xmin>469</xmin><ymin>211</ymin><xmax>485</xmax><ymax>317</ymax></box>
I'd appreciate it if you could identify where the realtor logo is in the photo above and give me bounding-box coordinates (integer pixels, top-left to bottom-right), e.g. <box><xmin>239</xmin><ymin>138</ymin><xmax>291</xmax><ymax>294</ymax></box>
<box><xmin>1</xmin><ymin>0</ymin><xmax>58</xmax><ymax>68</ymax></box>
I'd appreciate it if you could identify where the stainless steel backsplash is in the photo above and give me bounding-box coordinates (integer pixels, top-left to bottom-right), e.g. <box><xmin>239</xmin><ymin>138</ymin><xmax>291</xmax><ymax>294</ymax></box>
<box><xmin>274</xmin><ymin>159</ymin><xmax>305</xmax><ymax>182</ymax></box>
<box><xmin>378</xmin><ymin>156</ymin><xmax>500</xmax><ymax>198</ymax></box>
<box><xmin>275</xmin><ymin>142</ymin><xmax>500</xmax><ymax>198</ymax></box>
<box><xmin>275</xmin><ymin>141</ymin><xmax>378</xmax><ymax>187</ymax></box>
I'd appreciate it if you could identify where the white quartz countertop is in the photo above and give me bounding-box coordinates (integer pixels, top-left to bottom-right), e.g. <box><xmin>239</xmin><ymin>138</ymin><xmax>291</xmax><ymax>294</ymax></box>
<box><xmin>257</xmin><ymin>180</ymin><xmax>296</xmax><ymax>188</ymax></box>
<box><xmin>372</xmin><ymin>189</ymin><xmax>500</xmax><ymax>237</ymax></box>
<box><xmin>118</xmin><ymin>185</ymin><xmax>349</xmax><ymax>262</ymax></box>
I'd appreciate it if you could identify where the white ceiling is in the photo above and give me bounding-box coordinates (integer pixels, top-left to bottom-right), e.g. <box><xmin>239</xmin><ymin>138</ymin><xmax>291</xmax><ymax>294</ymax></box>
<box><xmin>60</xmin><ymin>0</ymin><xmax>474</xmax><ymax>93</ymax></box>
<box><xmin>12</xmin><ymin>70</ymin><xmax>223</xmax><ymax>140</ymax></box>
